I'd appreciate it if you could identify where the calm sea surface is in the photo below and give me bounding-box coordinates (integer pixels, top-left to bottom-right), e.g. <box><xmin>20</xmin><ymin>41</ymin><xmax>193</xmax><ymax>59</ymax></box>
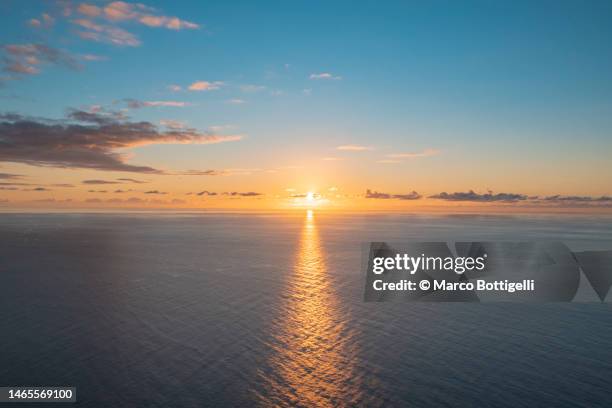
<box><xmin>1</xmin><ymin>212</ymin><xmax>612</xmax><ymax>407</ymax></box>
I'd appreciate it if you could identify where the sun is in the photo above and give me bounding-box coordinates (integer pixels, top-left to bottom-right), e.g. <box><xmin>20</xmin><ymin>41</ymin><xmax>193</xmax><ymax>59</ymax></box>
<box><xmin>306</xmin><ymin>191</ymin><xmax>315</xmax><ymax>202</ymax></box>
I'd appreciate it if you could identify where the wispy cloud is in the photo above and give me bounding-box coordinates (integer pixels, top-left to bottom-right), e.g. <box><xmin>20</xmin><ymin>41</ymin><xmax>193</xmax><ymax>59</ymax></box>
<box><xmin>336</xmin><ymin>145</ymin><xmax>372</xmax><ymax>151</ymax></box>
<box><xmin>2</xmin><ymin>44</ymin><xmax>81</xmax><ymax>77</ymax></box>
<box><xmin>309</xmin><ymin>72</ymin><xmax>342</xmax><ymax>80</ymax></box>
<box><xmin>0</xmin><ymin>110</ymin><xmax>242</xmax><ymax>173</ymax></box>
<box><xmin>28</xmin><ymin>13</ymin><xmax>55</xmax><ymax>29</ymax></box>
<box><xmin>117</xmin><ymin>178</ymin><xmax>147</xmax><ymax>184</ymax></box>
<box><xmin>82</xmin><ymin>179</ymin><xmax>120</xmax><ymax>185</ymax></box>
<box><xmin>387</xmin><ymin>148</ymin><xmax>440</xmax><ymax>159</ymax></box>
<box><xmin>125</xmin><ymin>99</ymin><xmax>189</xmax><ymax>108</ymax></box>
<box><xmin>194</xmin><ymin>190</ymin><xmax>217</xmax><ymax>196</ymax></box>
<box><xmin>188</xmin><ymin>81</ymin><xmax>223</xmax><ymax>91</ymax></box>
<box><xmin>176</xmin><ymin>169</ymin><xmax>226</xmax><ymax>176</ymax></box>
<box><xmin>70</xmin><ymin>2</ymin><xmax>199</xmax><ymax>47</ymax></box>
<box><xmin>222</xmin><ymin>191</ymin><xmax>262</xmax><ymax>197</ymax></box>
<box><xmin>72</xmin><ymin>19</ymin><xmax>141</xmax><ymax>46</ymax></box>
<box><xmin>430</xmin><ymin>190</ymin><xmax>527</xmax><ymax>202</ymax></box>
<box><xmin>365</xmin><ymin>189</ymin><xmax>421</xmax><ymax>200</ymax></box>
<box><xmin>541</xmin><ymin>195</ymin><xmax>612</xmax><ymax>203</ymax></box>
<box><xmin>0</xmin><ymin>172</ymin><xmax>23</xmax><ymax>180</ymax></box>
<box><xmin>81</xmin><ymin>54</ymin><xmax>107</xmax><ymax>61</ymax></box>
<box><xmin>160</xmin><ymin>119</ymin><xmax>186</xmax><ymax>129</ymax></box>
<box><xmin>226</xmin><ymin>98</ymin><xmax>246</xmax><ymax>105</ymax></box>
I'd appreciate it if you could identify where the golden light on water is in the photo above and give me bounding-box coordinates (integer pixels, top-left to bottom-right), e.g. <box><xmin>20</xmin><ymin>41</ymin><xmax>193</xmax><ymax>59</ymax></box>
<box><xmin>256</xmin><ymin>211</ymin><xmax>361</xmax><ymax>406</ymax></box>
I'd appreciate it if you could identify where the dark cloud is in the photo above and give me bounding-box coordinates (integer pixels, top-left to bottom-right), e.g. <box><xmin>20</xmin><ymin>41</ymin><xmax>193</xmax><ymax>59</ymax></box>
<box><xmin>196</xmin><ymin>190</ymin><xmax>217</xmax><ymax>196</ymax></box>
<box><xmin>24</xmin><ymin>187</ymin><xmax>49</xmax><ymax>191</ymax></box>
<box><xmin>50</xmin><ymin>183</ymin><xmax>75</xmax><ymax>187</ymax></box>
<box><xmin>0</xmin><ymin>110</ymin><xmax>240</xmax><ymax>173</ymax></box>
<box><xmin>430</xmin><ymin>190</ymin><xmax>527</xmax><ymax>202</ymax></box>
<box><xmin>83</xmin><ymin>179</ymin><xmax>120</xmax><ymax>185</ymax></box>
<box><xmin>88</xmin><ymin>190</ymin><xmax>107</xmax><ymax>193</ymax></box>
<box><xmin>144</xmin><ymin>190</ymin><xmax>167</xmax><ymax>195</ymax></box>
<box><xmin>2</xmin><ymin>44</ymin><xmax>81</xmax><ymax>78</ymax></box>
<box><xmin>223</xmin><ymin>191</ymin><xmax>262</xmax><ymax>197</ymax></box>
<box><xmin>543</xmin><ymin>195</ymin><xmax>612</xmax><ymax>203</ymax></box>
<box><xmin>365</xmin><ymin>189</ymin><xmax>421</xmax><ymax>200</ymax></box>
<box><xmin>116</xmin><ymin>178</ymin><xmax>147</xmax><ymax>184</ymax></box>
<box><xmin>178</xmin><ymin>169</ymin><xmax>226</xmax><ymax>176</ymax></box>
<box><xmin>0</xmin><ymin>172</ymin><xmax>22</xmax><ymax>179</ymax></box>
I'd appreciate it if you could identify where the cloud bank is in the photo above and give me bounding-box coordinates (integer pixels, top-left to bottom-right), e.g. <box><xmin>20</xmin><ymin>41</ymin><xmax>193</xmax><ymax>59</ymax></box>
<box><xmin>0</xmin><ymin>110</ymin><xmax>241</xmax><ymax>173</ymax></box>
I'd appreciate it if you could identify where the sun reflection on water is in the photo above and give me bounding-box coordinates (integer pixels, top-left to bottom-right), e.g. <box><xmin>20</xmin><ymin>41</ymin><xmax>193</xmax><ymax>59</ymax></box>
<box><xmin>256</xmin><ymin>210</ymin><xmax>361</xmax><ymax>407</ymax></box>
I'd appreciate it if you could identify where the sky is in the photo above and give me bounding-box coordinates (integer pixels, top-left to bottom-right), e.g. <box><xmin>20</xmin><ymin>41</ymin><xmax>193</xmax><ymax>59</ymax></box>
<box><xmin>1</xmin><ymin>0</ymin><xmax>611</xmax><ymax>211</ymax></box>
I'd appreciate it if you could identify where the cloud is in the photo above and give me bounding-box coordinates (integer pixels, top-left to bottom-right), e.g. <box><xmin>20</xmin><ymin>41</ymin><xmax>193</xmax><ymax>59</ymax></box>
<box><xmin>223</xmin><ymin>191</ymin><xmax>262</xmax><ymax>197</ymax></box>
<box><xmin>0</xmin><ymin>110</ymin><xmax>242</xmax><ymax>173</ymax></box>
<box><xmin>365</xmin><ymin>189</ymin><xmax>421</xmax><ymax>200</ymax></box>
<box><xmin>71</xmin><ymin>2</ymin><xmax>199</xmax><ymax>46</ymax></box>
<box><xmin>28</xmin><ymin>13</ymin><xmax>55</xmax><ymax>29</ymax></box>
<box><xmin>77</xmin><ymin>4</ymin><xmax>102</xmax><ymax>17</ymax></box>
<box><xmin>144</xmin><ymin>190</ymin><xmax>167</xmax><ymax>195</ymax></box>
<box><xmin>309</xmin><ymin>72</ymin><xmax>342</xmax><ymax>80</ymax></box>
<box><xmin>73</xmin><ymin>19</ymin><xmax>141</xmax><ymax>46</ymax></box>
<box><xmin>160</xmin><ymin>119</ymin><xmax>186</xmax><ymax>129</ymax></box>
<box><xmin>125</xmin><ymin>99</ymin><xmax>188</xmax><ymax>108</ymax></box>
<box><xmin>82</xmin><ymin>179</ymin><xmax>120</xmax><ymax>185</ymax></box>
<box><xmin>387</xmin><ymin>149</ymin><xmax>440</xmax><ymax>159</ymax></box>
<box><xmin>176</xmin><ymin>169</ymin><xmax>226</xmax><ymax>176</ymax></box>
<box><xmin>196</xmin><ymin>190</ymin><xmax>217</xmax><ymax>196</ymax></box>
<box><xmin>81</xmin><ymin>54</ymin><xmax>107</xmax><ymax>61</ymax></box>
<box><xmin>2</xmin><ymin>44</ymin><xmax>81</xmax><ymax>77</ymax></box>
<box><xmin>168</xmin><ymin>84</ymin><xmax>182</xmax><ymax>92</ymax></box>
<box><xmin>430</xmin><ymin>190</ymin><xmax>528</xmax><ymax>202</ymax></box>
<box><xmin>336</xmin><ymin>145</ymin><xmax>372</xmax><ymax>151</ymax></box>
<box><xmin>0</xmin><ymin>172</ymin><xmax>22</xmax><ymax>179</ymax></box>
<box><xmin>116</xmin><ymin>178</ymin><xmax>147</xmax><ymax>183</ymax></box>
<box><xmin>226</xmin><ymin>99</ymin><xmax>246</xmax><ymax>105</ymax></box>
<box><xmin>377</xmin><ymin>159</ymin><xmax>401</xmax><ymax>164</ymax></box>
<box><xmin>188</xmin><ymin>81</ymin><xmax>223</xmax><ymax>91</ymax></box>
<box><xmin>543</xmin><ymin>195</ymin><xmax>612</xmax><ymax>202</ymax></box>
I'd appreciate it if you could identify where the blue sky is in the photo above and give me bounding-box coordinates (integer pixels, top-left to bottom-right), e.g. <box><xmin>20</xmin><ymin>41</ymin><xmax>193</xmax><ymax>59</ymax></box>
<box><xmin>1</xmin><ymin>0</ymin><xmax>611</xmax><ymax>208</ymax></box>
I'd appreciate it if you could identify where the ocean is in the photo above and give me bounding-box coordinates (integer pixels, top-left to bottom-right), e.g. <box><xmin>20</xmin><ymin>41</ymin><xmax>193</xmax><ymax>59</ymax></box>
<box><xmin>1</xmin><ymin>212</ymin><xmax>611</xmax><ymax>407</ymax></box>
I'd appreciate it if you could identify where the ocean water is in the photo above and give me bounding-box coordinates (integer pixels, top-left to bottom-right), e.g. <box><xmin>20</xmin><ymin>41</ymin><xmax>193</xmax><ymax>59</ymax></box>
<box><xmin>1</xmin><ymin>212</ymin><xmax>612</xmax><ymax>407</ymax></box>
